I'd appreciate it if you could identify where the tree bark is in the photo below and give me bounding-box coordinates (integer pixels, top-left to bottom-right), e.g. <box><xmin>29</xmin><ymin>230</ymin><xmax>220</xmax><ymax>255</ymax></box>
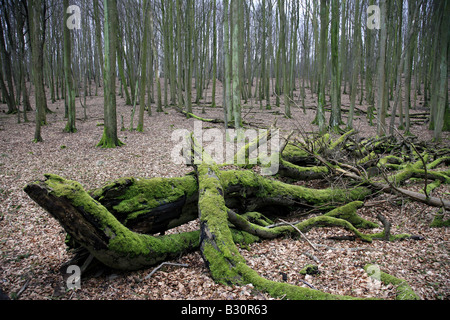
<box><xmin>97</xmin><ymin>0</ymin><xmax>124</xmax><ymax>148</ymax></box>
<box><xmin>63</xmin><ymin>0</ymin><xmax>77</xmax><ymax>134</ymax></box>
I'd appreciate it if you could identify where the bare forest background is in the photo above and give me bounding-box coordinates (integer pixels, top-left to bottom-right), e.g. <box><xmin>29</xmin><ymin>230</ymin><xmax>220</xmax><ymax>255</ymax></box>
<box><xmin>0</xmin><ymin>0</ymin><xmax>448</xmax><ymax>143</ymax></box>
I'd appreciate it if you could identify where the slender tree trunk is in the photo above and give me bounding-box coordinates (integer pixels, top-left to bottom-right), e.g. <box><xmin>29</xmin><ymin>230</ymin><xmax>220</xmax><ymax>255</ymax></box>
<box><xmin>176</xmin><ymin>0</ymin><xmax>184</xmax><ymax>110</ymax></box>
<box><xmin>433</xmin><ymin>0</ymin><xmax>450</xmax><ymax>140</ymax></box>
<box><xmin>137</xmin><ymin>0</ymin><xmax>150</xmax><ymax>132</ymax></box>
<box><xmin>223</xmin><ymin>0</ymin><xmax>232</xmax><ymax>126</ymax></box>
<box><xmin>185</xmin><ymin>0</ymin><xmax>193</xmax><ymax>114</ymax></box>
<box><xmin>329</xmin><ymin>0</ymin><xmax>341</xmax><ymax>130</ymax></box>
<box><xmin>376</xmin><ymin>0</ymin><xmax>388</xmax><ymax>137</ymax></box>
<box><xmin>93</xmin><ymin>0</ymin><xmax>104</xmax><ymax>87</ymax></box>
<box><xmin>278</xmin><ymin>0</ymin><xmax>290</xmax><ymax>118</ymax></box>
<box><xmin>211</xmin><ymin>0</ymin><xmax>217</xmax><ymax>108</ymax></box>
<box><xmin>0</xmin><ymin>14</ymin><xmax>16</xmax><ymax>114</ymax></box>
<box><xmin>232</xmin><ymin>0</ymin><xmax>242</xmax><ymax>130</ymax></box>
<box><xmin>315</xmin><ymin>0</ymin><xmax>328</xmax><ymax>134</ymax></box>
<box><xmin>149</xmin><ymin>2</ymin><xmax>162</xmax><ymax>113</ymax></box>
<box><xmin>347</xmin><ymin>0</ymin><xmax>361</xmax><ymax>130</ymax></box>
<box><xmin>29</xmin><ymin>0</ymin><xmax>48</xmax><ymax>142</ymax></box>
<box><xmin>63</xmin><ymin>0</ymin><xmax>76</xmax><ymax>133</ymax></box>
<box><xmin>97</xmin><ymin>0</ymin><xmax>123</xmax><ymax>148</ymax></box>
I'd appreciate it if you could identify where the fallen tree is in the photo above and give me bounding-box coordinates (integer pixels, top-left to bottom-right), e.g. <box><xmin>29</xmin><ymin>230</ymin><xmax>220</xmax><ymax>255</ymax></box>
<box><xmin>24</xmin><ymin>129</ymin><xmax>449</xmax><ymax>300</ymax></box>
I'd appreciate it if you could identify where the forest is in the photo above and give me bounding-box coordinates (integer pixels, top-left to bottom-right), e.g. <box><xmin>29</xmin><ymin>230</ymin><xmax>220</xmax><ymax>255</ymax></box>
<box><xmin>0</xmin><ymin>0</ymin><xmax>449</xmax><ymax>302</ymax></box>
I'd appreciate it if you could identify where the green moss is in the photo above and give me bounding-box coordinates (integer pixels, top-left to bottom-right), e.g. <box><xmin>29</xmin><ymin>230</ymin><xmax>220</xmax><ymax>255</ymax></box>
<box><xmin>197</xmin><ymin>162</ymin><xmax>247</xmax><ymax>285</ymax></box>
<box><xmin>231</xmin><ymin>229</ymin><xmax>260</xmax><ymax>246</ymax></box>
<box><xmin>364</xmin><ymin>264</ymin><xmax>420</xmax><ymax>300</ymax></box>
<box><xmin>378</xmin><ymin>155</ymin><xmax>403</xmax><ymax>166</ymax></box>
<box><xmin>43</xmin><ymin>174</ymin><xmax>199</xmax><ymax>270</ymax></box>
<box><xmin>329</xmin><ymin>129</ymin><xmax>355</xmax><ymax>150</ymax></box>
<box><xmin>427</xmin><ymin>156</ymin><xmax>450</xmax><ymax>170</ymax></box>
<box><xmin>423</xmin><ymin>180</ymin><xmax>441</xmax><ymax>195</ymax></box>
<box><xmin>389</xmin><ymin>164</ymin><xmax>414</xmax><ymax>185</ymax></box>
<box><xmin>280</xmin><ymin>159</ymin><xmax>330</xmax><ymax>178</ymax></box>
<box><xmin>93</xmin><ymin>175</ymin><xmax>198</xmax><ymax>222</ymax></box>
<box><xmin>357</xmin><ymin>151</ymin><xmax>377</xmax><ymax>165</ymax></box>
<box><xmin>367</xmin><ymin>230</ymin><xmax>412</xmax><ymax>242</ymax></box>
<box><xmin>201</xmin><ymin>242</ymin><xmax>243</xmax><ymax>285</ymax></box>
<box><xmin>241</xmin><ymin>212</ymin><xmax>273</xmax><ymax>227</ymax></box>
<box><xmin>325</xmin><ymin>201</ymin><xmax>379</xmax><ymax>229</ymax></box>
<box><xmin>220</xmin><ymin>170</ymin><xmax>371</xmax><ymax>208</ymax></box>
<box><xmin>282</xmin><ymin>143</ymin><xmax>310</xmax><ymax>160</ymax></box>
<box><xmin>237</xmin><ymin>263</ymin><xmax>356</xmax><ymax>300</ymax></box>
<box><xmin>294</xmin><ymin>216</ymin><xmax>373</xmax><ymax>242</ymax></box>
<box><xmin>265</xmin><ymin>180</ymin><xmax>371</xmax><ymax>206</ymax></box>
<box><xmin>96</xmin><ymin>130</ymin><xmax>125</xmax><ymax>149</ymax></box>
<box><xmin>430</xmin><ymin>208</ymin><xmax>450</xmax><ymax>228</ymax></box>
<box><xmin>299</xmin><ymin>264</ymin><xmax>319</xmax><ymax>275</ymax></box>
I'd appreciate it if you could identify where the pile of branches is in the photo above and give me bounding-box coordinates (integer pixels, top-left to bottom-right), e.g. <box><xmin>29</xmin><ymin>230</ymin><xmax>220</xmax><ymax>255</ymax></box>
<box><xmin>24</xmin><ymin>128</ymin><xmax>449</xmax><ymax>300</ymax></box>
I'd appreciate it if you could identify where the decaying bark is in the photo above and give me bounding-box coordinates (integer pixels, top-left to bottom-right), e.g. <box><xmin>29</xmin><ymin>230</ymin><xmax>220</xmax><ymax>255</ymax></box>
<box><xmin>24</xmin><ymin>130</ymin><xmax>449</xmax><ymax>300</ymax></box>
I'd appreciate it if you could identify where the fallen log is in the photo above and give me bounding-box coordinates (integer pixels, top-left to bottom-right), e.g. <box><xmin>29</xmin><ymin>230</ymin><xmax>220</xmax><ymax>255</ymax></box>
<box><xmin>24</xmin><ymin>174</ymin><xmax>200</xmax><ymax>271</ymax></box>
<box><xmin>23</xmin><ymin>129</ymin><xmax>446</xmax><ymax>300</ymax></box>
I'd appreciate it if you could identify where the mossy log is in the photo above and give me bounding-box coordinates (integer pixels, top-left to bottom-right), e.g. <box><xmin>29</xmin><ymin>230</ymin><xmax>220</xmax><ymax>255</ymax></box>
<box><xmin>365</xmin><ymin>264</ymin><xmax>420</xmax><ymax>300</ymax></box>
<box><xmin>196</xmin><ymin>159</ymin><xmax>359</xmax><ymax>300</ymax></box>
<box><xmin>24</xmin><ymin>174</ymin><xmax>200</xmax><ymax>271</ymax></box>
<box><xmin>90</xmin><ymin>175</ymin><xmax>199</xmax><ymax>234</ymax></box>
<box><xmin>24</xmin><ymin>130</ymin><xmax>447</xmax><ymax>300</ymax></box>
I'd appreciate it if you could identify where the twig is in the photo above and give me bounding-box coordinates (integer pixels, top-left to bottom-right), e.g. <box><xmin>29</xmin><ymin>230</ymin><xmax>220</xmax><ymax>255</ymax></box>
<box><xmin>143</xmin><ymin>262</ymin><xmax>189</xmax><ymax>281</ymax></box>
<box><xmin>303</xmin><ymin>251</ymin><xmax>322</xmax><ymax>264</ymax></box>
<box><xmin>299</xmin><ymin>278</ymin><xmax>318</xmax><ymax>290</ymax></box>
<box><xmin>16</xmin><ymin>277</ymin><xmax>31</xmax><ymax>299</ymax></box>
<box><xmin>376</xmin><ymin>213</ymin><xmax>391</xmax><ymax>241</ymax></box>
<box><xmin>314</xmin><ymin>243</ymin><xmax>379</xmax><ymax>252</ymax></box>
<box><xmin>279</xmin><ymin>219</ymin><xmax>318</xmax><ymax>251</ymax></box>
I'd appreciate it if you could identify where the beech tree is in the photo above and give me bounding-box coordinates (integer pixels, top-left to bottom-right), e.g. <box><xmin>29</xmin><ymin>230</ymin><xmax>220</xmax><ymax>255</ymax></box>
<box><xmin>329</xmin><ymin>0</ymin><xmax>341</xmax><ymax>130</ymax></box>
<box><xmin>28</xmin><ymin>0</ymin><xmax>49</xmax><ymax>142</ymax></box>
<box><xmin>63</xmin><ymin>0</ymin><xmax>77</xmax><ymax>133</ymax></box>
<box><xmin>96</xmin><ymin>0</ymin><xmax>124</xmax><ymax>148</ymax></box>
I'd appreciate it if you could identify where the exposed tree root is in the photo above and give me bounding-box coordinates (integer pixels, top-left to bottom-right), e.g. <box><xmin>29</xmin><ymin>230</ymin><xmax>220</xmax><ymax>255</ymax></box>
<box><xmin>24</xmin><ymin>129</ymin><xmax>447</xmax><ymax>300</ymax></box>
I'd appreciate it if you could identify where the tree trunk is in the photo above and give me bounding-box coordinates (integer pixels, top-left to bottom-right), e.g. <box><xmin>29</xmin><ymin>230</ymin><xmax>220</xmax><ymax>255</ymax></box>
<box><xmin>29</xmin><ymin>0</ymin><xmax>48</xmax><ymax>142</ymax></box>
<box><xmin>97</xmin><ymin>0</ymin><xmax>124</xmax><ymax>148</ymax></box>
<box><xmin>0</xmin><ymin>13</ymin><xmax>16</xmax><ymax>114</ymax></box>
<box><xmin>63</xmin><ymin>0</ymin><xmax>77</xmax><ymax>134</ymax></box>
<box><xmin>376</xmin><ymin>0</ymin><xmax>388</xmax><ymax>136</ymax></box>
<box><xmin>347</xmin><ymin>0</ymin><xmax>361</xmax><ymax>130</ymax></box>
<box><xmin>315</xmin><ymin>0</ymin><xmax>328</xmax><ymax>134</ymax></box>
<box><xmin>433</xmin><ymin>0</ymin><xmax>450</xmax><ymax>140</ymax></box>
<box><xmin>137</xmin><ymin>0</ymin><xmax>150</xmax><ymax>132</ymax></box>
<box><xmin>231</xmin><ymin>0</ymin><xmax>242</xmax><ymax>130</ymax></box>
<box><xmin>211</xmin><ymin>0</ymin><xmax>217</xmax><ymax>108</ymax></box>
<box><xmin>329</xmin><ymin>0</ymin><xmax>341</xmax><ymax>130</ymax></box>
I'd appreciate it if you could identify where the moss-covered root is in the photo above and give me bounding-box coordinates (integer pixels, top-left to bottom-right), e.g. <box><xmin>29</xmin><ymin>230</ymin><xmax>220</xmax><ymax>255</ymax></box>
<box><xmin>324</xmin><ymin>201</ymin><xmax>379</xmax><ymax>229</ymax></box>
<box><xmin>430</xmin><ymin>208</ymin><xmax>450</xmax><ymax>228</ymax></box>
<box><xmin>237</xmin><ymin>263</ymin><xmax>357</xmax><ymax>300</ymax></box>
<box><xmin>197</xmin><ymin>159</ymin><xmax>246</xmax><ymax>283</ymax></box>
<box><xmin>228</xmin><ymin>209</ymin><xmax>373</xmax><ymax>243</ymax></box>
<box><xmin>220</xmin><ymin>169</ymin><xmax>372</xmax><ymax>212</ymax></box>
<box><xmin>364</xmin><ymin>264</ymin><xmax>421</xmax><ymax>300</ymax></box>
<box><xmin>197</xmin><ymin>162</ymin><xmax>361</xmax><ymax>300</ymax></box>
<box><xmin>24</xmin><ymin>174</ymin><xmax>199</xmax><ymax>271</ymax></box>
<box><xmin>278</xmin><ymin>159</ymin><xmax>329</xmax><ymax>181</ymax></box>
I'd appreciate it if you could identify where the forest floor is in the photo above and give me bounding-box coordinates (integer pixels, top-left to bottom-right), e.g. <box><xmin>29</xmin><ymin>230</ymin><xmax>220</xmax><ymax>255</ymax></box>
<box><xmin>0</xmin><ymin>81</ymin><xmax>449</xmax><ymax>300</ymax></box>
